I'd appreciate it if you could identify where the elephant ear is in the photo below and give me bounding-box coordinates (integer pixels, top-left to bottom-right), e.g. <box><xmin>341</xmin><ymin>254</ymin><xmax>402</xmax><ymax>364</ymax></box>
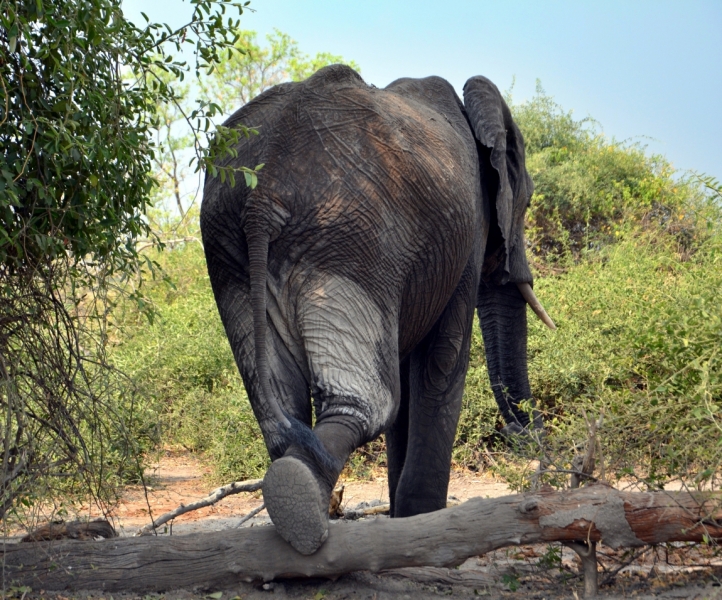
<box><xmin>463</xmin><ymin>76</ymin><xmax>534</xmax><ymax>287</ymax></box>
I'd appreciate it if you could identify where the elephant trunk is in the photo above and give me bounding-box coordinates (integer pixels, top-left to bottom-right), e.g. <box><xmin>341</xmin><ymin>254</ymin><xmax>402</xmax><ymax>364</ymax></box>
<box><xmin>477</xmin><ymin>282</ymin><xmax>540</xmax><ymax>429</ymax></box>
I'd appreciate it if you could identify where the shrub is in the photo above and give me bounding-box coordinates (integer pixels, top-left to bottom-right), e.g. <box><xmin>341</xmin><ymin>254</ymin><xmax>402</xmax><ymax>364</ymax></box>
<box><xmin>467</xmin><ymin>208</ymin><xmax>722</xmax><ymax>489</ymax></box>
<box><xmin>110</xmin><ymin>239</ymin><xmax>269</xmax><ymax>482</ymax></box>
<box><xmin>510</xmin><ymin>84</ymin><xmax>688</xmax><ymax>261</ymax></box>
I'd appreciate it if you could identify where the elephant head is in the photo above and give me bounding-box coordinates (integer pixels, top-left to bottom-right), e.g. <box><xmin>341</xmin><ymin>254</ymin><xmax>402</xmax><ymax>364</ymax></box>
<box><xmin>464</xmin><ymin>76</ymin><xmax>554</xmax><ymax>434</ymax></box>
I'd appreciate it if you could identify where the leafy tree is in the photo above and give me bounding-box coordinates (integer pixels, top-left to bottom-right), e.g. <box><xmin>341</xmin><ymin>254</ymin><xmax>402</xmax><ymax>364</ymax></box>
<box><xmin>151</xmin><ymin>71</ymin><xmax>196</xmax><ymax>220</ymax></box>
<box><xmin>0</xmin><ymin>0</ymin><xmax>251</xmax><ymax>520</ymax></box>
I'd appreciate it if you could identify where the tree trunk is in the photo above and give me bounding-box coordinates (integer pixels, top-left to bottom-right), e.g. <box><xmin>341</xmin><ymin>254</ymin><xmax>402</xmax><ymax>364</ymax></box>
<box><xmin>3</xmin><ymin>484</ymin><xmax>720</xmax><ymax>592</ymax></box>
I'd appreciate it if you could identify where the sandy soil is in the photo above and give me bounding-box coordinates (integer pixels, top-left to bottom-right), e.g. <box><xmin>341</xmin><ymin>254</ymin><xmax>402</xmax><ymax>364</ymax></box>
<box><xmin>6</xmin><ymin>450</ymin><xmax>722</xmax><ymax>599</ymax></box>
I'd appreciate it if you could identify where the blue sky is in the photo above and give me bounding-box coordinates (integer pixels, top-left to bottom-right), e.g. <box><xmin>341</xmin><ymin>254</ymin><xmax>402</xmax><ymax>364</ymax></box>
<box><xmin>123</xmin><ymin>0</ymin><xmax>722</xmax><ymax>181</ymax></box>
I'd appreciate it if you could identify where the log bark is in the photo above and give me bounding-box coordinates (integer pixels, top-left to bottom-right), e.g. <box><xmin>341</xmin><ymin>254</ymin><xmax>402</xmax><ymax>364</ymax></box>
<box><xmin>2</xmin><ymin>485</ymin><xmax>720</xmax><ymax>592</ymax></box>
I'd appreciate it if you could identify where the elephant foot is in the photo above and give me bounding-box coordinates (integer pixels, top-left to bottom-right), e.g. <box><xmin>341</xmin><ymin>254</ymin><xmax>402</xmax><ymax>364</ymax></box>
<box><xmin>263</xmin><ymin>456</ymin><xmax>329</xmax><ymax>555</ymax></box>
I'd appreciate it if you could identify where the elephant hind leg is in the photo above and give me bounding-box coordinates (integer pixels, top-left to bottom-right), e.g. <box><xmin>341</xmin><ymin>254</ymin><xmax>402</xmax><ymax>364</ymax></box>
<box><xmin>263</xmin><ymin>408</ymin><xmax>367</xmax><ymax>554</ymax></box>
<box><xmin>263</xmin><ymin>456</ymin><xmax>329</xmax><ymax>555</ymax></box>
<box><xmin>386</xmin><ymin>358</ymin><xmax>410</xmax><ymax>517</ymax></box>
<box><xmin>393</xmin><ymin>262</ymin><xmax>477</xmax><ymax>518</ymax></box>
<box><xmin>263</xmin><ymin>272</ymin><xmax>400</xmax><ymax>554</ymax></box>
<box><xmin>263</xmin><ymin>398</ymin><xmax>377</xmax><ymax>554</ymax></box>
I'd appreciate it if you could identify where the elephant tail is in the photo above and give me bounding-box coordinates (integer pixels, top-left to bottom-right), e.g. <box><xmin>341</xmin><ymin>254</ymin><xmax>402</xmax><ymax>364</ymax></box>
<box><xmin>246</xmin><ymin>228</ymin><xmax>340</xmax><ymax>472</ymax></box>
<box><xmin>247</xmin><ymin>229</ymin><xmax>291</xmax><ymax>429</ymax></box>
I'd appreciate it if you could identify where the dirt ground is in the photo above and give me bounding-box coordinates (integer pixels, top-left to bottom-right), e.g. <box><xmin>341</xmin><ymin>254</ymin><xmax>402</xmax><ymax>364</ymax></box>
<box><xmin>105</xmin><ymin>449</ymin><xmax>512</xmax><ymax>536</ymax></box>
<box><xmin>4</xmin><ymin>449</ymin><xmax>722</xmax><ymax>599</ymax></box>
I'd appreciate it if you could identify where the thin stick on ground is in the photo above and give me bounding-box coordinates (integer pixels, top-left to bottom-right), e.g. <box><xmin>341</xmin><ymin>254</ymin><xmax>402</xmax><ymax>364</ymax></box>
<box><xmin>236</xmin><ymin>503</ymin><xmax>265</xmax><ymax>527</ymax></box>
<box><xmin>564</xmin><ymin>410</ymin><xmax>604</xmax><ymax>598</ymax></box>
<box><xmin>598</xmin><ymin>547</ymin><xmax>652</xmax><ymax>587</ymax></box>
<box><xmin>136</xmin><ymin>478</ymin><xmax>262</xmax><ymax>536</ymax></box>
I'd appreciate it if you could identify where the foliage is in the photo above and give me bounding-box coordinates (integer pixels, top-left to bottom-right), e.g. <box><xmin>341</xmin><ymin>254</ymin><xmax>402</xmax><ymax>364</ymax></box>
<box><xmin>510</xmin><ymin>82</ymin><xmax>687</xmax><ymax>261</ymax></box>
<box><xmin>454</xmin><ymin>88</ymin><xmax>722</xmax><ymax>490</ymax></box>
<box><xmin>110</xmin><ymin>233</ymin><xmax>269</xmax><ymax>481</ymax></box>
<box><xmin>0</xmin><ymin>0</ymin><xmax>251</xmax><ymax>272</ymax></box>
<box><xmin>150</xmin><ymin>69</ymin><xmax>196</xmax><ymax>218</ymax></box>
<box><xmin>456</xmin><ymin>197</ymin><xmax>722</xmax><ymax>491</ymax></box>
<box><xmin>0</xmin><ymin>262</ymin><xmax>160</xmax><ymax>519</ymax></box>
<box><xmin>507</xmin><ymin>80</ymin><xmax>594</xmax><ymax>156</ymax></box>
<box><xmin>0</xmin><ymin>0</ymin><xmax>252</xmax><ymax>519</ymax></box>
<box><xmin>453</xmin><ymin>327</ymin><xmax>503</xmax><ymax>466</ymax></box>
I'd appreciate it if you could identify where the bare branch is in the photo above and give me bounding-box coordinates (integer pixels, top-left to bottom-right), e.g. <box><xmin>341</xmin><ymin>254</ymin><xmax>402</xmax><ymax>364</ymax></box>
<box><xmin>236</xmin><ymin>502</ymin><xmax>265</xmax><ymax>527</ymax></box>
<box><xmin>137</xmin><ymin>478</ymin><xmax>262</xmax><ymax>535</ymax></box>
<box><xmin>564</xmin><ymin>410</ymin><xmax>604</xmax><ymax>597</ymax></box>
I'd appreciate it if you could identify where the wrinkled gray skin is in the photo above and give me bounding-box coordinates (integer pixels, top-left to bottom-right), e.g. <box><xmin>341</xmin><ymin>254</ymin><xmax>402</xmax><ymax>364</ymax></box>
<box><xmin>201</xmin><ymin>65</ymin><xmax>538</xmax><ymax>555</ymax></box>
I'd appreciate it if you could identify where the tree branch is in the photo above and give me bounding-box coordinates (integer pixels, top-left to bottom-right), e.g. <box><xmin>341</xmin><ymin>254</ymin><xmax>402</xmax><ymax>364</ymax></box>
<box><xmin>5</xmin><ymin>486</ymin><xmax>721</xmax><ymax>592</ymax></box>
<box><xmin>136</xmin><ymin>478</ymin><xmax>262</xmax><ymax>535</ymax></box>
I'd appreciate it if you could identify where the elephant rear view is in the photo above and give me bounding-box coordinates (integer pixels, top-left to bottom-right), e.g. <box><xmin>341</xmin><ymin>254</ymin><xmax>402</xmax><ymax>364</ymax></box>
<box><xmin>201</xmin><ymin>64</ymin><xmax>551</xmax><ymax>555</ymax></box>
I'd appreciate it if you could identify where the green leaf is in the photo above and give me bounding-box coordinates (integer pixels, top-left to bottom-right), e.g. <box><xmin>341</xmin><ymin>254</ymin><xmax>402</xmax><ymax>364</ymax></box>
<box><xmin>501</xmin><ymin>574</ymin><xmax>520</xmax><ymax>592</ymax></box>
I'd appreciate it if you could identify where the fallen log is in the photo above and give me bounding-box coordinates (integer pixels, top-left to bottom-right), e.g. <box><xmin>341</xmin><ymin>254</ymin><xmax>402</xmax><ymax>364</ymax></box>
<box><xmin>2</xmin><ymin>484</ymin><xmax>720</xmax><ymax>592</ymax></box>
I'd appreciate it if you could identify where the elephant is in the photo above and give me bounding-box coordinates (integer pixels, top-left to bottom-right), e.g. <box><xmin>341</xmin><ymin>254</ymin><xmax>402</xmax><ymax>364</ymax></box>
<box><xmin>200</xmin><ymin>64</ymin><xmax>554</xmax><ymax>555</ymax></box>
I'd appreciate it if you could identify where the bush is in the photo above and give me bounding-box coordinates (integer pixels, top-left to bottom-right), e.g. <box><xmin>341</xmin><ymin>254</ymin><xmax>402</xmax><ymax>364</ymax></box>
<box><xmin>510</xmin><ymin>84</ymin><xmax>688</xmax><ymax>261</ymax></box>
<box><xmin>453</xmin><ymin>321</ymin><xmax>505</xmax><ymax>467</ymax></box>
<box><xmin>463</xmin><ymin>205</ymin><xmax>722</xmax><ymax>489</ymax></box>
<box><xmin>110</xmin><ymin>237</ymin><xmax>269</xmax><ymax>482</ymax></box>
<box><xmin>453</xmin><ymin>89</ymin><xmax>722</xmax><ymax>488</ymax></box>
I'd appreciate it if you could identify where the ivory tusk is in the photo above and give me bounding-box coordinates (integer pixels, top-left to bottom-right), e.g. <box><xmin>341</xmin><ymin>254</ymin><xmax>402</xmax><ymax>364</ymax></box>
<box><xmin>517</xmin><ymin>282</ymin><xmax>557</xmax><ymax>330</ymax></box>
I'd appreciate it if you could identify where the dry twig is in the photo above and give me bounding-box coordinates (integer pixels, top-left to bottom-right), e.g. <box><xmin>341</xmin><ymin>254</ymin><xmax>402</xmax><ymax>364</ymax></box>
<box><xmin>136</xmin><ymin>478</ymin><xmax>262</xmax><ymax>535</ymax></box>
<box><xmin>564</xmin><ymin>410</ymin><xmax>604</xmax><ymax>598</ymax></box>
<box><xmin>236</xmin><ymin>503</ymin><xmax>266</xmax><ymax>527</ymax></box>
